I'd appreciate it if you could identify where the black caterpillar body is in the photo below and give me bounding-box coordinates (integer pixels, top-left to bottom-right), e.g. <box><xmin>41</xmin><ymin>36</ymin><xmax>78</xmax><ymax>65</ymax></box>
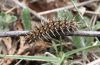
<box><xmin>26</xmin><ymin>20</ymin><xmax>77</xmax><ymax>43</ymax></box>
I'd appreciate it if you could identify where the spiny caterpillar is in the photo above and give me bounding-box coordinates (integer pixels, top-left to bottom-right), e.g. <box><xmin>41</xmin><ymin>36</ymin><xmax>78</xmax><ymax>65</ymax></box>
<box><xmin>26</xmin><ymin>20</ymin><xmax>77</xmax><ymax>44</ymax></box>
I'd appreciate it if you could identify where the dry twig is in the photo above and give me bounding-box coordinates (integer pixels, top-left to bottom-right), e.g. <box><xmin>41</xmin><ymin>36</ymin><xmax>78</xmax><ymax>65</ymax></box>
<box><xmin>12</xmin><ymin>0</ymin><xmax>48</xmax><ymax>22</ymax></box>
<box><xmin>38</xmin><ymin>0</ymin><xmax>99</xmax><ymax>15</ymax></box>
<box><xmin>0</xmin><ymin>31</ymin><xmax>100</xmax><ymax>37</ymax></box>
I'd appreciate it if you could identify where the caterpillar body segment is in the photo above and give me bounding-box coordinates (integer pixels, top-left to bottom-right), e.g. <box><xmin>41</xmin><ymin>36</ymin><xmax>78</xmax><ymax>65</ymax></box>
<box><xmin>26</xmin><ymin>20</ymin><xmax>77</xmax><ymax>43</ymax></box>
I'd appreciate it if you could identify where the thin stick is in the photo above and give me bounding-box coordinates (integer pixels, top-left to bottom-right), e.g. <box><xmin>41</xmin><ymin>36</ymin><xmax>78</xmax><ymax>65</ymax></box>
<box><xmin>65</xmin><ymin>31</ymin><xmax>100</xmax><ymax>37</ymax></box>
<box><xmin>0</xmin><ymin>31</ymin><xmax>29</xmax><ymax>37</ymax></box>
<box><xmin>12</xmin><ymin>0</ymin><xmax>48</xmax><ymax>22</ymax></box>
<box><xmin>85</xmin><ymin>11</ymin><xmax>100</xmax><ymax>15</ymax></box>
<box><xmin>38</xmin><ymin>0</ymin><xmax>99</xmax><ymax>15</ymax></box>
<box><xmin>0</xmin><ymin>31</ymin><xmax>100</xmax><ymax>37</ymax></box>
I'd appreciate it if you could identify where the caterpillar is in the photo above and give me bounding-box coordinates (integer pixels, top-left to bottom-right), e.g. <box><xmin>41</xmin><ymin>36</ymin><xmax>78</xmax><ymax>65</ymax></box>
<box><xmin>25</xmin><ymin>20</ymin><xmax>78</xmax><ymax>44</ymax></box>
